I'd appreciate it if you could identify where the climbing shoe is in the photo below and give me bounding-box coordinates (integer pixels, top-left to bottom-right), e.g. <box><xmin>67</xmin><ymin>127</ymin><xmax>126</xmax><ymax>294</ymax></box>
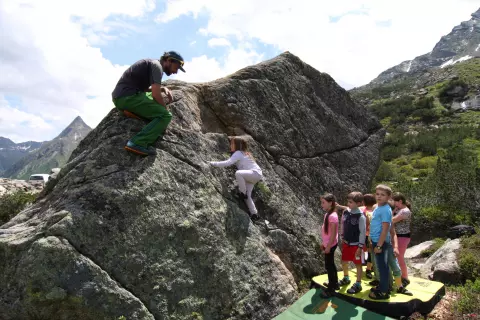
<box><xmin>125</xmin><ymin>141</ymin><xmax>156</xmax><ymax>156</ymax></box>
<box><xmin>347</xmin><ymin>282</ymin><xmax>362</xmax><ymax>294</ymax></box>
<box><xmin>397</xmin><ymin>286</ymin><xmax>413</xmax><ymax>296</ymax></box>
<box><xmin>402</xmin><ymin>278</ymin><xmax>410</xmax><ymax>287</ymax></box>
<box><xmin>250</xmin><ymin>213</ymin><xmax>259</xmax><ymax>221</ymax></box>
<box><xmin>369</xmin><ymin>289</ymin><xmax>390</xmax><ymax>300</ymax></box>
<box><xmin>323</xmin><ymin>282</ymin><xmax>340</xmax><ymax>290</ymax></box>
<box><xmin>123</xmin><ymin>110</ymin><xmax>145</xmax><ymax>121</ymax></box>
<box><xmin>365</xmin><ymin>269</ymin><xmax>373</xmax><ymax>279</ymax></box>
<box><xmin>338</xmin><ymin>277</ymin><xmax>351</xmax><ymax>286</ymax></box>
<box><xmin>368</xmin><ymin>279</ymin><xmax>379</xmax><ymax>286</ymax></box>
<box><xmin>320</xmin><ymin>289</ymin><xmax>335</xmax><ymax>299</ymax></box>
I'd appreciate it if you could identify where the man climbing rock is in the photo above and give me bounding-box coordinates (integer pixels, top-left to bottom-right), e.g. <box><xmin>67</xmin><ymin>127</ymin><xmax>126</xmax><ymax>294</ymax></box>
<box><xmin>111</xmin><ymin>51</ymin><xmax>186</xmax><ymax>156</ymax></box>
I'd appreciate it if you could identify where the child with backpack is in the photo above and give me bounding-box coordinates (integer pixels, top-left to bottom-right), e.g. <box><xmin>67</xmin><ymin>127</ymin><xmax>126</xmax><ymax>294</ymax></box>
<box><xmin>338</xmin><ymin>192</ymin><xmax>367</xmax><ymax>294</ymax></box>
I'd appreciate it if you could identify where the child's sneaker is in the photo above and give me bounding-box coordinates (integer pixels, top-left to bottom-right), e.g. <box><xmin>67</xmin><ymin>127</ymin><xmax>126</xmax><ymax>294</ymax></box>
<box><xmin>365</xmin><ymin>269</ymin><xmax>373</xmax><ymax>279</ymax></box>
<box><xmin>125</xmin><ymin>141</ymin><xmax>156</xmax><ymax>156</ymax></box>
<box><xmin>338</xmin><ymin>277</ymin><xmax>351</xmax><ymax>286</ymax></box>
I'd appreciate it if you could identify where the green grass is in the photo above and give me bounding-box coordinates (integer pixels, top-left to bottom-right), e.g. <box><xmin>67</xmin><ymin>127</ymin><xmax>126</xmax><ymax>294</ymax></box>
<box><xmin>420</xmin><ymin>238</ymin><xmax>445</xmax><ymax>258</ymax></box>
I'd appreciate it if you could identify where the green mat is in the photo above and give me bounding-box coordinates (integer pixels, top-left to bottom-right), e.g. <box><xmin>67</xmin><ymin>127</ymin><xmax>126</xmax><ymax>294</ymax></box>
<box><xmin>273</xmin><ymin>289</ymin><xmax>395</xmax><ymax>320</ymax></box>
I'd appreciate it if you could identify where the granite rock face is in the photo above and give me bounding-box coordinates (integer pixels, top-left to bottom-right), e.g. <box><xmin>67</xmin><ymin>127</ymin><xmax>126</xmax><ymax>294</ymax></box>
<box><xmin>0</xmin><ymin>52</ymin><xmax>384</xmax><ymax>320</ymax></box>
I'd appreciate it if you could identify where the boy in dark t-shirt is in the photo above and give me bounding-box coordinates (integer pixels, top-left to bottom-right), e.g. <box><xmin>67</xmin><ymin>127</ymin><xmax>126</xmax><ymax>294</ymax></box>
<box><xmin>112</xmin><ymin>51</ymin><xmax>186</xmax><ymax>156</ymax></box>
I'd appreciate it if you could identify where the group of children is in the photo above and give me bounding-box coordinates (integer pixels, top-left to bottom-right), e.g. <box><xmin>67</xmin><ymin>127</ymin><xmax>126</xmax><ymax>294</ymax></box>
<box><xmin>320</xmin><ymin>185</ymin><xmax>413</xmax><ymax>300</ymax></box>
<box><xmin>208</xmin><ymin>136</ymin><xmax>414</xmax><ymax>302</ymax></box>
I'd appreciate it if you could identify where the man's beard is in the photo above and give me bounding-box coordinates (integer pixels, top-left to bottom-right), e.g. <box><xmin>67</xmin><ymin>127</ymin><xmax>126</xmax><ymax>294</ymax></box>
<box><xmin>164</xmin><ymin>66</ymin><xmax>172</xmax><ymax>76</ymax></box>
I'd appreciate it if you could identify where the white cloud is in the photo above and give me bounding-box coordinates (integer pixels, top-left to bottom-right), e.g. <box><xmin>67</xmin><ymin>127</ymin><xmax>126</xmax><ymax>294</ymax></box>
<box><xmin>0</xmin><ymin>0</ymin><xmax>154</xmax><ymax>142</ymax></box>
<box><xmin>0</xmin><ymin>96</ymin><xmax>54</xmax><ymax>143</ymax></box>
<box><xmin>171</xmin><ymin>48</ymin><xmax>264</xmax><ymax>83</ymax></box>
<box><xmin>156</xmin><ymin>0</ymin><xmax>480</xmax><ymax>87</ymax></box>
<box><xmin>207</xmin><ymin>37</ymin><xmax>231</xmax><ymax>47</ymax></box>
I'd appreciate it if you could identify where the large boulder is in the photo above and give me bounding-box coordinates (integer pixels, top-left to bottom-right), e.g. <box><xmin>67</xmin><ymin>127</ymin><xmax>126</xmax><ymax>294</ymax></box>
<box><xmin>420</xmin><ymin>239</ymin><xmax>462</xmax><ymax>285</ymax></box>
<box><xmin>447</xmin><ymin>225</ymin><xmax>476</xmax><ymax>239</ymax></box>
<box><xmin>404</xmin><ymin>240</ymin><xmax>436</xmax><ymax>260</ymax></box>
<box><xmin>0</xmin><ymin>52</ymin><xmax>385</xmax><ymax>320</ymax></box>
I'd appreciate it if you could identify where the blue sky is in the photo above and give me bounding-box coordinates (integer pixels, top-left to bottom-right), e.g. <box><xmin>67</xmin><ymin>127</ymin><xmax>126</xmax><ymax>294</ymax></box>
<box><xmin>0</xmin><ymin>0</ymin><xmax>479</xmax><ymax>143</ymax></box>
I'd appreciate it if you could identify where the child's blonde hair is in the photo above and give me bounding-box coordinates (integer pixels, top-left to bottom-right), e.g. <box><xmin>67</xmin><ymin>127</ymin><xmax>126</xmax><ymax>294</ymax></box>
<box><xmin>375</xmin><ymin>184</ymin><xmax>392</xmax><ymax>196</ymax></box>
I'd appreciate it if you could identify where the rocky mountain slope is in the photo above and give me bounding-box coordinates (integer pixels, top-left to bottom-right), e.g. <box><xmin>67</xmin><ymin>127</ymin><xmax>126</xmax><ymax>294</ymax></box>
<box><xmin>3</xmin><ymin>116</ymin><xmax>91</xmax><ymax>180</ymax></box>
<box><xmin>368</xmin><ymin>7</ymin><xmax>480</xmax><ymax>85</ymax></box>
<box><xmin>0</xmin><ymin>138</ymin><xmax>44</xmax><ymax>175</ymax></box>
<box><xmin>0</xmin><ymin>52</ymin><xmax>384</xmax><ymax>320</ymax></box>
<box><xmin>349</xmin><ymin>12</ymin><xmax>480</xmax><ymax>245</ymax></box>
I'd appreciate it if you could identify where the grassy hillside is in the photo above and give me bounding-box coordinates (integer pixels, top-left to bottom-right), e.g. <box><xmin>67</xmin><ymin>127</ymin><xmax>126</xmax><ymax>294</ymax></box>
<box><xmin>351</xmin><ymin>58</ymin><xmax>480</xmax><ymax>243</ymax></box>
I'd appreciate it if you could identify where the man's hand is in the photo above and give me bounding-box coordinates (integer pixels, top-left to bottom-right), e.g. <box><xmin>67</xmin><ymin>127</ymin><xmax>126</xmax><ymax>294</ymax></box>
<box><xmin>162</xmin><ymin>87</ymin><xmax>173</xmax><ymax>104</ymax></box>
<box><xmin>374</xmin><ymin>246</ymin><xmax>382</xmax><ymax>254</ymax></box>
<box><xmin>320</xmin><ymin>245</ymin><xmax>325</xmax><ymax>252</ymax></box>
<box><xmin>325</xmin><ymin>246</ymin><xmax>331</xmax><ymax>254</ymax></box>
<box><xmin>394</xmin><ymin>247</ymin><xmax>400</xmax><ymax>257</ymax></box>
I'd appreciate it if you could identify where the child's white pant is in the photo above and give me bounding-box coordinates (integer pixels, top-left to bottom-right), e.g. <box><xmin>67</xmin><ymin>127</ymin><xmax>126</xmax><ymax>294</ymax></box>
<box><xmin>235</xmin><ymin>170</ymin><xmax>263</xmax><ymax>215</ymax></box>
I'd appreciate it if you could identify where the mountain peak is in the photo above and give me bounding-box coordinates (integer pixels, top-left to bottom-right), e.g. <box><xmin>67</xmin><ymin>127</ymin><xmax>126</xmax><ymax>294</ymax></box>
<box><xmin>472</xmin><ymin>7</ymin><xmax>480</xmax><ymax>19</ymax></box>
<box><xmin>0</xmin><ymin>137</ymin><xmax>15</xmax><ymax>148</ymax></box>
<box><xmin>70</xmin><ymin>116</ymin><xmax>89</xmax><ymax>128</ymax></box>
<box><xmin>368</xmin><ymin>6</ymin><xmax>480</xmax><ymax>85</ymax></box>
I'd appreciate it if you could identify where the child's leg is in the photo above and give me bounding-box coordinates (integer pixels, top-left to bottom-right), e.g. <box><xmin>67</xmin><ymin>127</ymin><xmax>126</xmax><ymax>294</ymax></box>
<box><xmin>373</xmin><ymin>242</ymin><xmax>390</xmax><ymax>293</ymax></box>
<box><xmin>235</xmin><ymin>170</ymin><xmax>248</xmax><ymax>195</ymax></box>
<box><xmin>235</xmin><ymin>170</ymin><xmax>261</xmax><ymax>194</ymax></box>
<box><xmin>342</xmin><ymin>261</ymin><xmax>349</xmax><ymax>277</ymax></box>
<box><xmin>339</xmin><ymin>243</ymin><xmax>351</xmax><ymax>285</ymax></box>
<box><xmin>397</xmin><ymin>237</ymin><xmax>411</xmax><ymax>280</ymax></box>
<box><xmin>355</xmin><ymin>263</ymin><xmax>363</xmax><ymax>282</ymax></box>
<box><xmin>325</xmin><ymin>244</ymin><xmax>338</xmax><ymax>291</ymax></box>
<box><xmin>245</xmin><ymin>182</ymin><xmax>258</xmax><ymax>215</ymax></box>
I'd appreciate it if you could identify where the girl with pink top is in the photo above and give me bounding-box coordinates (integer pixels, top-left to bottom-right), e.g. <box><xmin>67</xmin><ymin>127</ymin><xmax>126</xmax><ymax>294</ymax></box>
<box><xmin>392</xmin><ymin>192</ymin><xmax>412</xmax><ymax>287</ymax></box>
<box><xmin>319</xmin><ymin>193</ymin><xmax>340</xmax><ymax>298</ymax></box>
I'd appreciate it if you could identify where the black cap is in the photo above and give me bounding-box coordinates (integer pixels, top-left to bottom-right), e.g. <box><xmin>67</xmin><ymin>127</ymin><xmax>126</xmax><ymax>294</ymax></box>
<box><xmin>163</xmin><ymin>51</ymin><xmax>185</xmax><ymax>72</ymax></box>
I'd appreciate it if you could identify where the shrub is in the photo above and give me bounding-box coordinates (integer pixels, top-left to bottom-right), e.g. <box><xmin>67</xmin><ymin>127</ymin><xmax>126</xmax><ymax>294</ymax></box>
<box><xmin>458</xmin><ymin>233</ymin><xmax>480</xmax><ymax>281</ymax></box>
<box><xmin>451</xmin><ymin>279</ymin><xmax>480</xmax><ymax>316</ymax></box>
<box><xmin>375</xmin><ymin>161</ymin><xmax>397</xmax><ymax>182</ymax></box>
<box><xmin>0</xmin><ymin>190</ymin><xmax>37</xmax><ymax>224</ymax></box>
<box><xmin>420</xmin><ymin>238</ymin><xmax>445</xmax><ymax>258</ymax></box>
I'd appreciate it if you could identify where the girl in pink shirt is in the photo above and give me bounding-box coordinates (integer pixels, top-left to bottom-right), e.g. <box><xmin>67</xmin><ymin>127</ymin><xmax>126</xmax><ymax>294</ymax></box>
<box><xmin>320</xmin><ymin>193</ymin><xmax>340</xmax><ymax>298</ymax></box>
<box><xmin>392</xmin><ymin>192</ymin><xmax>412</xmax><ymax>286</ymax></box>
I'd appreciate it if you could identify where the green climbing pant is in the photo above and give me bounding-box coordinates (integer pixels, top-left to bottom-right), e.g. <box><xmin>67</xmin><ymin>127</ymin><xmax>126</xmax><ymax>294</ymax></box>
<box><xmin>113</xmin><ymin>92</ymin><xmax>172</xmax><ymax>148</ymax></box>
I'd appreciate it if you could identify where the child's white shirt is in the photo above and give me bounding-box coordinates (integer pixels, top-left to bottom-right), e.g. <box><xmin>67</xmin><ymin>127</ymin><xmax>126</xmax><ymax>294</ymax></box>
<box><xmin>210</xmin><ymin>151</ymin><xmax>263</xmax><ymax>175</ymax></box>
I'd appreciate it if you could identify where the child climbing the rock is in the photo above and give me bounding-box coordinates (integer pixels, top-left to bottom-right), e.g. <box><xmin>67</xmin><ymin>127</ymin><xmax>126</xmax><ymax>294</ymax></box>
<box><xmin>209</xmin><ymin>137</ymin><xmax>263</xmax><ymax>220</ymax></box>
<box><xmin>338</xmin><ymin>192</ymin><xmax>366</xmax><ymax>295</ymax></box>
<box><xmin>319</xmin><ymin>193</ymin><xmax>340</xmax><ymax>298</ymax></box>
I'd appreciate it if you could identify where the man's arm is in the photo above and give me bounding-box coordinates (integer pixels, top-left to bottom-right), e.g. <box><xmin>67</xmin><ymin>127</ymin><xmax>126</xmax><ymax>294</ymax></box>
<box><xmin>151</xmin><ymin>83</ymin><xmax>167</xmax><ymax>107</ymax></box>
